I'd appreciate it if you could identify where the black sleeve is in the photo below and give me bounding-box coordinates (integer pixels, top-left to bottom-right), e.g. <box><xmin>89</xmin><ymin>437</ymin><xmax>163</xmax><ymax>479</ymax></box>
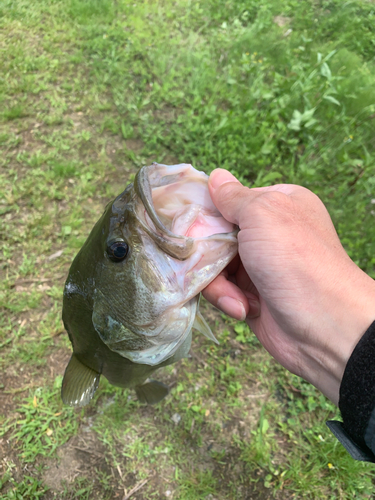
<box><xmin>326</xmin><ymin>320</ymin><xmax>375</xmax><ymax>462</ymax></box>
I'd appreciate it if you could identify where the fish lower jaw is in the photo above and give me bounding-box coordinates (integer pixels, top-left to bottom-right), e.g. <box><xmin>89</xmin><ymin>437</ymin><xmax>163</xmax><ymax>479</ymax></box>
<box><xmin>114</xmin><ymin>306</ymin><xmax>197</xmax><ymax>367</ymax></box>
<box><xmin>171</xmin><ymin>251</ymin><xmax>203</xmax><ymax>292</ymax></box>
<box><xmin>116</xmin><ymin>338</ymin><xmax>183</xmax><ymax>366</ymax></box>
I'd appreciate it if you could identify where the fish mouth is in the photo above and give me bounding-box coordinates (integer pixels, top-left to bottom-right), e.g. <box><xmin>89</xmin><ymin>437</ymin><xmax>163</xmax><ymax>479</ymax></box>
<box><xmin>134</xmin><ymin>163</ymin><xmax>237</xmax><ymax>260</ymax></box>
<box><xmin>98</xmin><ymin>163</ymin><xmax>239</xmax><ymax>367</ymax></box>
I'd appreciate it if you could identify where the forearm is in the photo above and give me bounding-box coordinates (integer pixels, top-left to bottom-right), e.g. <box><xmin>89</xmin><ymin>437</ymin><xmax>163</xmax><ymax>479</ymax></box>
<box><xmin>297</xmin><ymin>263</ymin><xmax>375</xmax><ymax>406</ymax></box>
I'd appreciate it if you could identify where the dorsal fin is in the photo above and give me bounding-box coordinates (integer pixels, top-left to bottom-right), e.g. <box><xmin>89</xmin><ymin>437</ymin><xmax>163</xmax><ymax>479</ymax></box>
<box><xmin>61</xmin><ymin>354</ymin><xmax>100</xmax><ymax>407</ymax></box>
<box><xmin>193</xmin><ymin>310</ymin><xmax>219</xmax><ymax>344</ymax></box>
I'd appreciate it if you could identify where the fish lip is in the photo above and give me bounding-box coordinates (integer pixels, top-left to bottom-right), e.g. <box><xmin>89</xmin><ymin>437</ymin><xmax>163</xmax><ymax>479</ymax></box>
<box><xmin>135</xmin><ymin>163</ymin><xmax>189</xmax><ymax>243</ymax></box>
<box><xmin>134</xmin><ymin>164</ymin><xmax>195</xmax><ymax>260</ymax></box>
<box><xmin>134</xmin><ymin>163</ymin><xmax>238</xmax><ymax>259</ymax></box>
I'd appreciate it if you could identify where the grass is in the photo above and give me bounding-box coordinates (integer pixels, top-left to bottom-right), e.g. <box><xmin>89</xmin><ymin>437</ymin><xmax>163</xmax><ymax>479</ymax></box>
<box><xmin>1</xmin><ymin>0</ymin><xmax>375</xmax><ymax>498</ymax></box>
<box><xmin>2</xmin><ymin>378</ymin><xmax>79</xmax><ymax>462</ymax></box>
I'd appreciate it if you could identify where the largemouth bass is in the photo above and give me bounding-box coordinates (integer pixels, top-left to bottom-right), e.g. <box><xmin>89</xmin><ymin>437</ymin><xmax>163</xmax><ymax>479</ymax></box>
<box><xmin>62</xmin><ymin>163</ymin><xmax>237</xmax><ymax>407</ymax></box>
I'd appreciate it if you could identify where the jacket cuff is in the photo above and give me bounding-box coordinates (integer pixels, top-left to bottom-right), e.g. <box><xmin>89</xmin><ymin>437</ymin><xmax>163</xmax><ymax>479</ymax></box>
<box><xmin>326</xmin><ymin>320</ymin><xmax>375</xmax><ymax>462</ymax></box>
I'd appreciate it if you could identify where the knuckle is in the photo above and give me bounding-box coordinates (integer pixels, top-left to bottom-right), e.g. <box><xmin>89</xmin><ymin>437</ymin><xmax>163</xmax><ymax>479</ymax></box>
<box><xmin>250</xmin><ymin>190</ymin><xmax>299</xmax><ymax>228</ymax></box>
<box><xmin>217</xmin><ymin>181</ymin><xmax>244</xmax><ymax>201</ymax></box>
<box><xmin>257</xmin><ymin>191</ymin><xmax>292</xmax><ymax>212</ymax></box>
<box><xmin>217</xmin><ymin>182</ymin><xmax>249</xmax><ymax>212</ymax></box>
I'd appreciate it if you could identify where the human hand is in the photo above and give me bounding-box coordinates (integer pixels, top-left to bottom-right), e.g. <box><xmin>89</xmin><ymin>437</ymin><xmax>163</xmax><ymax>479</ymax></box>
<box><xmin>203</xmin><ymin>169</ymin><xmax>375</xmax><ymax>404</ymax></box>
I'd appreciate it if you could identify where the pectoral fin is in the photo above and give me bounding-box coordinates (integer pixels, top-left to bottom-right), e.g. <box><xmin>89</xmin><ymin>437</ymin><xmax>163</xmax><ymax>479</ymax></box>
<box><xmin>193</xmin><ymin>310</ymin><xmax>219</xmax><ymax>344</ymax></box>
<box><xmin>135</xmin><ymin>380</ymin><xmax>169</xmax><ymax>405</ymax></box>
<box><xmin>61</xmin><ymin>354</ymin><xmax>100</xmax><ymax>407</ymax></box>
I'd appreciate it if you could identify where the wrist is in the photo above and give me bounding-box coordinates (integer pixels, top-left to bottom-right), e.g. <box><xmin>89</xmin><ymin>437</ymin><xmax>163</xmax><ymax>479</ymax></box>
<box><xmin>301</xmin><ymin>263</ymin><xmax>375</xmax><ymax>405</ymax></box>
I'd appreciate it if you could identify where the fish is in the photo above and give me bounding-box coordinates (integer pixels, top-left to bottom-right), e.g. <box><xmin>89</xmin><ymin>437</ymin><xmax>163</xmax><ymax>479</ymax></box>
<box><xmin>61</xmin><ymin>163</ymin><xmax>238</xmax><ymax>407</ymax></box>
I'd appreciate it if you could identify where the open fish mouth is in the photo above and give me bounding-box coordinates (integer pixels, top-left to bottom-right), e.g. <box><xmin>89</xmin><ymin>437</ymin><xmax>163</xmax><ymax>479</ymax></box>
<box><xmin>135</xmin><ymin>163</ymin><xmax>237</xmax><ymax>260</ymax></box>
<box><xmin>62</xmin><ymin>163</ymin><xmax>239</xmax><ymax>408</ymax></box>
<box><xmin>94</xmin><ymin>163</ymin><xmax>238</xmax><ymax>367</ymax></box>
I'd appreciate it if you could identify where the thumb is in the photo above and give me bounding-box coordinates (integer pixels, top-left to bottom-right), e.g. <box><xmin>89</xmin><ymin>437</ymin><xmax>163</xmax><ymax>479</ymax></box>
<box><xmin>208</xmin><ymin>169</ymin><xmax>258</xmax><ymax>226</ymax></box>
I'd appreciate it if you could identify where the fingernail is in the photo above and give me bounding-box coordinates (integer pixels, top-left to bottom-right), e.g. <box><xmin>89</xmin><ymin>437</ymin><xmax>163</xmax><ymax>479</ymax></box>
<box><xmin>217</xmin><ymin>296</ymin><xmax>246</xmax><ymax>321</ymax></box>
<box><xmin>247</xmin><ymin>299</ymin><xmax>260</xmax><ymax>319</ymax></box>
<box><xmin>209</xmin><ymin>169</ymin><xmax>240</xmax><ymax>192</ymax></box>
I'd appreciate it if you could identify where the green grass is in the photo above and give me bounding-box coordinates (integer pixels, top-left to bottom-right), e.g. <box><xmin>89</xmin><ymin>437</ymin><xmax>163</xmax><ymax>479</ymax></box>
<box><xmin>1</xmin><ymin>0</ymin><xmax>375</xmax><ymax>498</ymax></box>
<box><xmin>2</xmin><ymin>377</ymin><xmax>79</xmax><ymax>462</ymax></box>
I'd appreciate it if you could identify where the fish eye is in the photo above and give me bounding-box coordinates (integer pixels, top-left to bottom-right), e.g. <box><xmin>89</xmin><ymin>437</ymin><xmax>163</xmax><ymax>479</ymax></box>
<box><xmin>107</xmin><ymin>240</ymin><xmax>129</xmax><ymax>262</ymax></box>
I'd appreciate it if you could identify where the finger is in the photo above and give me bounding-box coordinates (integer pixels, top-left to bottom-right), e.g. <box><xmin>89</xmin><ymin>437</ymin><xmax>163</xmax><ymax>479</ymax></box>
<box><xmin>225</xmin><ymin>253</ymin><xmax>242</xmax><ymax>276</ymax></box>
<box><xmin>208</xmin><ymin>169</ymin><xmax>306</xmax><ymax>225</ymax></box>
<box><xmin>208</xmin><ymin>169</ymin><xmax>254</xmax><ymax>226</ymax></box>
<box><xmin>234</xmin><ymin>259</ymin><xmax>259</xmax><ymax>297</ymax></box>
<box><xmin>203</xmin><ymin>274</ymin><xmax>260</xmax><ymax>321</ymax></box>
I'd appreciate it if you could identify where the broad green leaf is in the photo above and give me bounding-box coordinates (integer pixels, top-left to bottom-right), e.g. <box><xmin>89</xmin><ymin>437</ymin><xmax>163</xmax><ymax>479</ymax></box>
<box><xmin>323</xmin><ymin>95</ymin><xmax>341</xmax><ymax>106</ymax></box>
<box><xmin>321</xmin><ymin>62</ymin><xmax>332</xmax><ymax>79</ymax></box>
